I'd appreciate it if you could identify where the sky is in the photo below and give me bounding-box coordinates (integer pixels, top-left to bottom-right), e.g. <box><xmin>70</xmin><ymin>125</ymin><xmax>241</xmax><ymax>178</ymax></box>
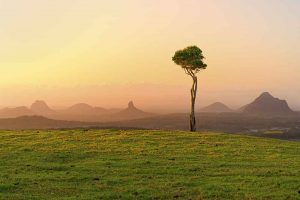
<box><xmin>0</xmin><ymin>0</ymin><xmax>299</xmax><ymax>112</ymax></box>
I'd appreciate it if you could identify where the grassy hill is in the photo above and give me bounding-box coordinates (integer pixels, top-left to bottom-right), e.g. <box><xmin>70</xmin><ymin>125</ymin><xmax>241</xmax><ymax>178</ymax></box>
<box><xmin>0</xmin><ymin>130</ymin><xmax>299</xmax><ymax>199</ymax></box>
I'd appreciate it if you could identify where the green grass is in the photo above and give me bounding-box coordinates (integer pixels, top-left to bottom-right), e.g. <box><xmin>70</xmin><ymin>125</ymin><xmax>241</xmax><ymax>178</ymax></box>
<box><xmin>263</xmin><ymin>130</ymin><xmax>284</xmax><ymax>135</ymax></box>
<box><xmin>0</xmin><ymin>130</ymin><xmax>299</xmax><ymax>200</ymax></box>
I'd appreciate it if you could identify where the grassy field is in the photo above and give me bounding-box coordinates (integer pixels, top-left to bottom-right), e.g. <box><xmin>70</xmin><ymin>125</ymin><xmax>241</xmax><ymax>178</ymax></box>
<box><xmin>0</xmin><ymin>130</ymin><xmax>299</xmax><ymax>200</ymax></box>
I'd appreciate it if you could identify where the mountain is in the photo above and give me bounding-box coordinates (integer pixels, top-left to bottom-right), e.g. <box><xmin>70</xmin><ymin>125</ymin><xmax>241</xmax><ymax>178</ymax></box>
<box><xmin>66</xmin><ymin>103</ymin><xmax>107</xmax><ymax>115</ymax></box>
<box><xmin>0</xmin><ymin>100</ymin><xmax>54</xmax><ymax>119</ymax></box>
<box><xmin>200</xmin><ymin>102</ymin><xmax>234</xmax><ymax>113</ymax></box>
<box><xmin>114</xmin><ymin>101</ymin><xmax>154</xmax><ymax>120</ymax></box>
<box><xmin>48</xmin><ymin>103</ymin><xmax>110</xmax><ymax>122</ymax></box>
<box><xmin>60</xmin><ymin>101</ymin><xmax>153</xmax><ymax>122</ymax></box>
<box><xmin>30</xmin><ymin>100</ymin><xmax>54</xmax><ymax>115</ymax></box>
<box><xmin>241</xmin><ymin>92</ymin><xmax>294</xmax><ymax>115</ymax></box>
<box><xmin>0</xmin><ymin>101</ymin><xmax>153</xmax><ymax>122</ymax></box>
<box><xmin>0</xmin><ymin>106</ymin><xmax>34</xmax><ymax>118</ymax></box>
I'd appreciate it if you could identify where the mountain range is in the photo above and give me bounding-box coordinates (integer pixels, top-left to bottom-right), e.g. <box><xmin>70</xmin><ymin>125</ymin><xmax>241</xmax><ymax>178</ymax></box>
<box><xmin>0</xmin><ymin>92</ymin><xmax>295</xmax><ymax>124</ymax></box>
<box><xmin>0</xmin><ymin>92</ymin><xmax>299</xmax><ymax>139</ymax></box>
<box><xmin>0</xmin><ymin>100</ymin><xmax>154</xmax><ymax>122</ymax></box>
<box><xmin>200</xmin><ymin>92</ymin><xmax>294</xmax><ymax>115</ymax></box>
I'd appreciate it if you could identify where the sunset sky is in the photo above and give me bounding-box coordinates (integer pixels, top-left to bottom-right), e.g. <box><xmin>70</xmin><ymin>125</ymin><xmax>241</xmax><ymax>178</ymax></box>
<box><xmin>0</xmin><ymin>0</ymin><xmax>299</xmax><ymax>112</ymax></box>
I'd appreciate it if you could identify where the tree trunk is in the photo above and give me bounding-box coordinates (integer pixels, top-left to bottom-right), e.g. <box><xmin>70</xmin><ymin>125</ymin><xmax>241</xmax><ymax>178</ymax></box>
<box><xmin>190</xmin><ymin>76</ymin><xmax>197</xmax><ymax>132</ymax></box>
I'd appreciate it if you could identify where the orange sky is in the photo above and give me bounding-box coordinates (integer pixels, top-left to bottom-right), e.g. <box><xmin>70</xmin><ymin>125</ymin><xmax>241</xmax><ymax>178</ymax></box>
<box><xmin>0</xmin><ymin>0</ymin><xmax>299</xmax><ymax>112</ymax></box>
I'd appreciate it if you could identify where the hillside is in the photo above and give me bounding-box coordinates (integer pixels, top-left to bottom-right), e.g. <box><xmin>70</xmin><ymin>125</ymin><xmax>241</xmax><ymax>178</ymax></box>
<box><xmin>200</xmin><ymin>102</ymin><xmax>233</xmax><ymax>113</ymax></box>
<box><xmin>0</xmin><ymin>116</ymin><xmax>92</xmax><ymax>129</ymax></box>
<box><xmin>0</xmin><ymin>106</ymin><xmax>34</xmax><ymax>118</ymax></box>
<box><xmin>1</xmin><ymin>114</ymin><xmax>300</xmax><ymax>140</ymax></box>
<box><xmin>107</xmin><ymin>113</ymin><xmax>300</xmax><ymax>140</ymax></box>
<box><xmin>0</xmin><ymin>130</ymin><xmax>299</xmax><ymax>199</ymax></box>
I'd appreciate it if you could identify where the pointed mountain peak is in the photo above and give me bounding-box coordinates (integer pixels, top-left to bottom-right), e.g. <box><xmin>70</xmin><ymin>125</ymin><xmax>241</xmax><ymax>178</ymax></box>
<box><xmin>242</xmin><ymin>92</ymin><xmax>293</xmax><ymax>114</ymax></box>
<box><xmin>255</xmin><ymin>92</ymin><xmax>278</xmax><ymax>103</ymax></box>
<box><xmin>115</xmin><ymin>100</ymin><xmax>153</xmax><ymax>120</ymax></box>
<box><xmin>258</xmin><ymin>92</ymin><xmax>274</xmax><ymax>99</ymax></box>
<box><xmin>128</xmin><ymin>101</ymin><xmax>136</xmax><ymax>109</ymax></box>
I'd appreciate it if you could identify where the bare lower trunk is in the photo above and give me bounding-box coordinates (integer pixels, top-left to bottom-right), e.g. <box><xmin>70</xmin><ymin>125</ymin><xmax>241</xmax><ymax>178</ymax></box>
<box><xmin>190</xmin><ymin>76</ymin><xmax>197</xmax><ymax>132</ymax></box>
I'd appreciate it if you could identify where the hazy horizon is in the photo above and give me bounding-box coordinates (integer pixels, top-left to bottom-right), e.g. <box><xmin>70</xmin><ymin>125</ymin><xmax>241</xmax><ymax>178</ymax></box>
<box><xmin>0</xmin><ymin>85</ymin><xmax>299</xmax><ymax>113</ymax></box>
<box><xmin>1</xmin><ymin>0</ymin><xmax>299</xmax><ymax>112</ymax></box>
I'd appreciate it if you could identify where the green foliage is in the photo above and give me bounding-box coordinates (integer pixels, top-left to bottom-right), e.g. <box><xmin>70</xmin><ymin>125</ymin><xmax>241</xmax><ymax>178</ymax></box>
<box><xmin>172</xmin><ymin>46</ymin><xmax>207</xmax><ymax>73</ymax></box>
<box><xmin>0</xmin><ymin>129</ymin><xmax>299</xmax><ymax>199</ymax></box>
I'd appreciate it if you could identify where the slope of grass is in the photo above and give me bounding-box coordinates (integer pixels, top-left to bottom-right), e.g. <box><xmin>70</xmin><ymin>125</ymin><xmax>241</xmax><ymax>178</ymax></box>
<box><xmin>0</xmin><ymin>129</ymin><xmax>299</xmax><ymax>200</ymax></box>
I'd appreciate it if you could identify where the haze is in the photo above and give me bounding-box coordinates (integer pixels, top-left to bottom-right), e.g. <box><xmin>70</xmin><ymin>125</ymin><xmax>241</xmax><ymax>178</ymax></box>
<box><xmin>0</xmin><ymin>0</ymin><xmax>299</xmax><ymax>112</ymax></box>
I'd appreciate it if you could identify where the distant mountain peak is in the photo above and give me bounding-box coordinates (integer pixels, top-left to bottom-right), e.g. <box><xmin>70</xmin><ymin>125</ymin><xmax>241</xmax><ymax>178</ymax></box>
<box><xmin>256</xmin><ymin>92</ymin><xmax>274</xmax><ymax>100</ymax></box>
<box><xmin>114</xmin><ymin>101</ymin><xmax>153</xmax><ymax>120</ymax></box>
<box><xmin>200</xmin><ymin>102</ymin><xmax>233</xmax><ymax>113</ymax></box>
<box><xmin>65</xmin><ymin>103</ymin><xmax>107</xmax><ymax>116</ymax></box>
<box><xmin>31</xmin><ymin>100</ymin><xmax>48</xmax><ymax>107</ymax></box>
<box><xmin>69</xmin><ymin>103</ymin><xmax>93</xmax><ymax>109</ymax></box>
<box><xmin>241</xmin><ymin>92</ymin><xmax>293</xmax><ymax>115</ymax></box>
<box><xmin>128</xmin><ymin>101</ymin><xmax>136</xmax><ymax>109</ymax></box>
<box><xmin>30</xmin><ymin>100</ymin><xmax>53</xmax><ymax>114</ymax></box>
<box><xmin>254</xmin><ymin>92</ymin><xmax>283</xmax><ymax>104</ymax></box>
<box><xmin>33</xmin><ymin>100</ymin><xmax>43</xmax><ymax>103</ymax></box>
<box><xmin>67</xmin><ymin>103</ymin><xmax>95</xmax><ymax>114</ymax></box>
<box><xmin>260</xmin><ymin>92</ymin><xmax>272</xmax><ymax>97</ymax></box>
<box><xmin>211</xmin><ymin>102</ymin><xmax>227</xmax><ymax>106</ymax></box>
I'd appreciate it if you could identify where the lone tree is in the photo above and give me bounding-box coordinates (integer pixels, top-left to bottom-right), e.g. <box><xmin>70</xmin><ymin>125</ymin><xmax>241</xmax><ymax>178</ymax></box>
<box><xmin>172</xmin><ymin>46</ymin><xmax>207</xmax><ymax>132</ymax></box>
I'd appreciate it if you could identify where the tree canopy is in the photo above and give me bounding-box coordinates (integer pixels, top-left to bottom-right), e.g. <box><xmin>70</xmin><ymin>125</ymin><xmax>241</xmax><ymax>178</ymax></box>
<box><xmin>172</xmin><ymin>46</ymin><xmax>207</xmax><ymax>74</ymax></box>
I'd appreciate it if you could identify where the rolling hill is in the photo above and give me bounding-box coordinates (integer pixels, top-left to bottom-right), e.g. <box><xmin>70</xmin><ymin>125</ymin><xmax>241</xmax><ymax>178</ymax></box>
<box><xmin>0</xmin><ymin>129</ymin><xmax>299</xmax><ymax>199</ymax></box>
<box><xmin>0</xmin><ymin>106</ymin><xmax>34</xmax><ymax>118</ymax></box>
<box><xmin>1</xmin><ymin>113</ymin><xmax>300</xmax><ymax>140</ymax></box>
<box><xmin>0</xmin><ymin>116</ymin><xmax>92</xmax><ymax>129</ymax></box>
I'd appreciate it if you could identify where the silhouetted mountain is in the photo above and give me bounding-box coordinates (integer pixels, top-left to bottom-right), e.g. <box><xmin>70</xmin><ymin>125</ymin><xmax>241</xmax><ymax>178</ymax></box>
<box><xmin>114</xmin><ymin>101</ymin><xmax>154</xmax><ymax>120</ymax></box>
<box><xmin>47</xmin><ymin>103</ymin><xmax>110</xmax><ymax>122</ymax></box>
<box><xmin>66</xmin><ymin>103</ymin><xmax>107</xmax><ymax>115</ymax></box>
<box><xmin>241</xmin><ymin>92</ymin><xmax>294</xmax><ymax>115</ymax></box>
<box><xmin>200</xmin><ymin>102</ymin><xmax>233</xmax><ymax>113</ymax></box>
<box><xmin>0</xmin><ymin>100</ymin><xmax>154</xmax><ymax>122</ymax></box>
<box><xmin>0</xmin><ymin>106</ymin><xmax>34</xmax><ymax>118</ymax></box>
<box><xmin>30</xmin><ymin>100</ymin><xmax>54</xmax><ymax>115</ymax></box>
